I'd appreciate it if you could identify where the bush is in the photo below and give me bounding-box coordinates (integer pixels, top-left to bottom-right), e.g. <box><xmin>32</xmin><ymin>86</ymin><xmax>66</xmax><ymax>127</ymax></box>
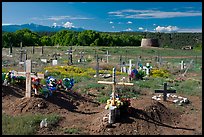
<box><xmin>150</xmin><ymin>68</ymin><xmax>170</xmax><ymax>78</ymax></box>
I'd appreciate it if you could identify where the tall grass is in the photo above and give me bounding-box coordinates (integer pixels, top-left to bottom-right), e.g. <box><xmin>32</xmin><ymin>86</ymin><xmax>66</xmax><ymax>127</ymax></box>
<box><xmin>2</xmin><ymin>113</ymin><xmax>61</xmax><ymax>135</ymax></box>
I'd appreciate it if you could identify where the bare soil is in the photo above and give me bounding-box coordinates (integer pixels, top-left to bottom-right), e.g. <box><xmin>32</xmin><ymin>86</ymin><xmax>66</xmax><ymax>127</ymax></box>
<box><xmin>2</xmin><ymin>83</ymin><xmax>202</xmax><ymax>135</ymax></box>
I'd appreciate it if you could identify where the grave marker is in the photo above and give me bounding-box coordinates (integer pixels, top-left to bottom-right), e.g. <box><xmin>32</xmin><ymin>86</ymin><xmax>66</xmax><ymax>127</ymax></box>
<box><xmin>25</xmin><ymin>60</ymin><xmax>32</xmax><ymax>98</ymax></box>
<box><xmin>128</xmin><ymin>59</ymin><xmax>132</xmax><ymax>76</ymax></box>
<box><xmin>67</xmin><ymin>46</ymin><xmax>73</xmax><ymax>65</ymax></box>
<box><xmin>98</xmin><ymin>68</ymin><xmax>134</xmax><ymax>124</ymax></box>
<box><xmin>41</xmin><ymin>46</ymin><xmax>44</xmax><ymax>55</ymax></box>
<box><xmin>9</xmin><ymin>43</ymin><xmax>13</xmax><ymax>55</ymax></box>
<box><xmin>20</xmin><ymin>42</ymin><xmax>23</xmax><ymax>49</ymax></box>
<box><xmin>98</xmin><ymin>68</ymin><xmax>134</xmax><ymax>106</ymax></box>
<box><xmin>104</xmin><ymin>50</ymin><xmax>111</xmax><ymax>63</ymax></box>
<box><xmin>183</xmin><ymin>59</ymin><xmax>194</xmax><ymax>76</ymax></box>
<box><xmin>32</xmin><ymin>46</ymin><xmax>35</xmax><ymax>54</ymax></box>
<box><xmin>96</xmin><ymin>54</ymin><xmax>99</xmax><ymax>77</ymax></box>
<box><xmin>155</xmin><ymin>83</ymin><xmax>176</xmax><ymax>101</ymax></box>
<box><xmin>180</xmin><ymin>60</ymin><xmax>184</xmax><ymax>70</ymax></box>
<box><xmin>52</xmin><ymin>59</ymin><xmax>58</xmax><ymax>66</ymax></box>
<box><xmin>136</xmin><ymin>56</ymin><xmax>142</xmax><ymax>68</ymax></box>
<box><xmin>78</xmin><ymin>51</ymin><xmax>86</xmax><ymax>63</ymax></box>
<box><xmin>13</xmin><ymin>60</ymin><xmax>45</xmax><ymax>98</ymax></box>
<box><xmin>143</xmin><ymin>63</ymin><xmax>152</xmax><ymax>76</ymax></box>
<box><xmin>41</xmin><ymin>59</ymin><xmax>47</xmax><ymax>63</ymax></box>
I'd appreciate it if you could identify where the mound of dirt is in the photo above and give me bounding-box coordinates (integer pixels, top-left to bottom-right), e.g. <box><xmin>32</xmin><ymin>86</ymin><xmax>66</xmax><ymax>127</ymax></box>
<box><xmin>2</xmin><ymin>85</ymin><xmax>101</xmax><ymax>116</ymax></box>
<box><xmin>87</xmin><ymin>101</ymin><xmax>181</xmax><ymax>135</ymax></box>
<box><xmin>143</xmin><ymin>101</ymin><xmax>177</xmax><ymax>124</ymax></box>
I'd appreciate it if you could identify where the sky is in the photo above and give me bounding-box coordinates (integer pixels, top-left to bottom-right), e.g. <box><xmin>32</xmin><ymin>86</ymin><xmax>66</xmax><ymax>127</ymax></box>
<box><xmin>2</xmin><ymin>2</ymin><xmax>202</xmax><ymax>32</ymax></box>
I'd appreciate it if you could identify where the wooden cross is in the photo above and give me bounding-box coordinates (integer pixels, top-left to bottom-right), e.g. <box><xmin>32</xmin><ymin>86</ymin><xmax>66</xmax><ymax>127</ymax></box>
<box><xmin>41</xmin><ymin>46</ymin><xmax>44</xmax><ymax>55</ymax></box>
<box><xmin>183</xmin><ymin>59</ymin><xmax>194</xmax><ymax>76</ymax></box>
<box><xmin>104</xmin><ymin>50</ymin><xmax>111</xmax><ymax>63</ymax></box>
<box><xmin>78</xmin><ymin>50</ymin><xmax>85</xmax><ymax>62</ymax></box>
<box><xmin>128</xmin><ymin>59</ymin><xmax>132</xmax><ymax>76</ymax></box>
<box><xmin>98</xmin><ymin>67</ymin><xmax>134</xmax><ymax>106</ymax></box>
<box><xmin>18</xmin><ymin>47</ymin><xmax>27</xmax><ymax>63</ymax></box>
<box><xmin>9</xmin><ymin>43</ymin><xmax>13</xmax><ymax>55</ymax></box>
<box><xmin>136</xmin><ymin>56</ymin><xmax>142</xmax><ymax>69</ymax></box>
<box><xmin>32</xmin><ymin>46</ymin><xmax>35</xmax><ymax>54</ymax></box>
<box><xmin>96</xmin><ymin>54</ymin><xmax>99</xmax><ymax>77</ymax></box>
<box><xmin>155</xmin><ymin>82</ymin><xmax>176</xmax><ymax>101</ymax></box>
<box><xmin>67</xmin><ymin>46</ymin><xmax>73</xmax><ymax>65</ymax></box>
<box><xmin>14</xmin><ymin>60</ymin><xmax>44</xmax><ymax>98</ymax></box>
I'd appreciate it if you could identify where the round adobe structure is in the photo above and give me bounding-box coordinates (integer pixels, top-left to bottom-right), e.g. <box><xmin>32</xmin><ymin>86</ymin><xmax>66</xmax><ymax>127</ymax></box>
<box><xmin>141</xmin><ymin>38</ymin><xmax>159</xmax><ymax>47</ymax></box>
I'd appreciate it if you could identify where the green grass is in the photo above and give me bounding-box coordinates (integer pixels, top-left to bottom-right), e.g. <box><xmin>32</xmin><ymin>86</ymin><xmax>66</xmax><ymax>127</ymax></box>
<box><xmin>2</xmin><ymin>113</ymin><xmax>61</xmax><ymax>135</ymax></box>
<box><xmin>64</xmin><ymin>128</ymin><xmax>80</xmax><ymax>134</ymax></box>
<box><xmin>174</xmin><ymin>79</ymin><xmax>202</xmax><ymax>96</ymax></box>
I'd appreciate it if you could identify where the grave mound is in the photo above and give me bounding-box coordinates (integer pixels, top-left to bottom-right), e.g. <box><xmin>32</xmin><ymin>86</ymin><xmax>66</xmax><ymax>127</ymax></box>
<box><xmin>88</xmin><ymin>101</ymin><xmax>180</xmax><ymax>135</ymax></box>
<box><xmin>144</xmin><ymin>101</ymin><xmax>177</xmax><ymax>124</ymax></box>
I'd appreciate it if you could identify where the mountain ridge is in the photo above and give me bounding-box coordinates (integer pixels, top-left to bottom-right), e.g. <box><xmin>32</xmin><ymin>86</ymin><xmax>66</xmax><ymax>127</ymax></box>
<box><xmin>2</xmin><ymin>23</ymin><xmax>85</xmax><ymax>32</ymax></box>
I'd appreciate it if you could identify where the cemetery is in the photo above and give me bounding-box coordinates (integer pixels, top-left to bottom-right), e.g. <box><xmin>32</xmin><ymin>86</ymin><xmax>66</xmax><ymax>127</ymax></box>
<box><xmin>2</xmin><ymin>45</ymin><xmax>202</xmax><ymax>135</ymax></box>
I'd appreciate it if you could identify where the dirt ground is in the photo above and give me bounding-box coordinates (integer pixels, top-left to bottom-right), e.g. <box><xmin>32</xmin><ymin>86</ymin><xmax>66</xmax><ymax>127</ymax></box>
<box><xmin>2</xmin><ymin>83</ymin><xmax>202</xmax><ymax>135</ymax></box>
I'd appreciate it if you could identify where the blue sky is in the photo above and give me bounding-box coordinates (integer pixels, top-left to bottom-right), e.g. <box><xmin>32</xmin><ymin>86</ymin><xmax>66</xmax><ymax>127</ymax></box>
<box><xmin>2</xmin><ymin>2</ymin><xmax>202</xmax><ymax>32</ymax></box>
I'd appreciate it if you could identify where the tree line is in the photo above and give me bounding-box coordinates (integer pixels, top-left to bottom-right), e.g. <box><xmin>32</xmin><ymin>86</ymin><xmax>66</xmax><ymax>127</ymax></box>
<box><xmin>2</xmin><ymin>28</ymin><xmax>202</xmax><ymax>49</ymax></box>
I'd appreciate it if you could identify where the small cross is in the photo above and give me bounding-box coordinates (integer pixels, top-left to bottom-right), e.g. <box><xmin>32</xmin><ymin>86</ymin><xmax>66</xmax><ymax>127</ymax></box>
<box><xmin>104</xmin><ymin>50</ymin><xmax>111</xmax><ymax>63</ymax></box>
<box><xmin>66</xmin><ymin>46</ymin><xmax>74</xmax><ymax>65</ymax></box>
<box><xmin>179</xmin><ymin>60</ymin><xmax>186</xmax><ymax>70</ymax></box>
<box><xmin>98</xmin><ymin>67</ymin><xmax>134</xmax><ymax>106</ymax></box>
<box><xmin>155</xmin><ymin>83</ymin><xmax>176</xmax><ymax>101</ymax></box>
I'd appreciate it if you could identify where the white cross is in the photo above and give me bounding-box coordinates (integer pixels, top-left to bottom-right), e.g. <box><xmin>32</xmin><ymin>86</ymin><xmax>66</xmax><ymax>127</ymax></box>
<box><xmin>143</xmin><ymin>63</ymin><xmax>152</xmax><ymax>76</ymax></box>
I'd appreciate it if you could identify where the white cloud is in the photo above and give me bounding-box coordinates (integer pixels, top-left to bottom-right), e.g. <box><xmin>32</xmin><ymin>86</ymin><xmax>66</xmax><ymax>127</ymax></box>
<box><xmin>155</xmin><ymin>25</ymin><xmax>179</xmax><ymax>32</ymax></box>
<box><xmin>178</xmin><ymin>28</ymin><xmax>202</xmax><ymax>33</ymax></box>
<box><xmin>109</xmin><ymin>21</ymin><xmax>113</xmax><ymax>24</ymax></box>
<box><xmin>153</xmin><ymin>24</ymin><xmax>156</xmax><ymax>26</ymax></box>
<box><xmin>127</xmin><ymin>21</ymin><xmax>132</xmax><ymax>24</ymax></box>
<box><xmin>138</xmin><ymin>27</ymin><xmax>144</xmax><ymax>30</ymax></box>
<box><xmin>32</xmin><ymin>16</ymin><xmax>93</xmax><ymax>21</ymax></box>
<box><xmin>112</xmin><ymin>26</ymin><xmax>115</xmax><ymax>29</ymax></box>
<box><xmin>124</xmin><ymin>28</ymin><xmax>133</xmax><ymax>31</ymax></box>
<box><xmin>63</xmin><ymin>22</ymin><xmax>74</xmax><ymax>28</ymax></box>
<box><xmin>48</xmin><ymin>16</ymin><xmax>70</xmax><ymax>21</ymax></box>
<box><xmin>2</xmin><ymin>23</ymin><xmax>14</xmax><ymax>26</ymax></box>
<box><xmin>118</xmin><ymin>22</ymin><xmax>123</xmax><ymax>24</ymax></box>
<box><xmin>52</xmin><ymin>23</ymin><xmax>57</xmax><ymax>27</ymax></box>
<box><xmin>108</xmin><ymin>9</ymin><xmax>202</xmax><ymax>19</ymax></box>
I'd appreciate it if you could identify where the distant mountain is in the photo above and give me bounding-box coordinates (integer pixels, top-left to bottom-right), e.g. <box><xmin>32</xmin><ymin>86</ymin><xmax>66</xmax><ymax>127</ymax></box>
<box><xmin>2</xmin><ymin>23</ymin><xmax>85</xmax><ymax>32</ymax></box>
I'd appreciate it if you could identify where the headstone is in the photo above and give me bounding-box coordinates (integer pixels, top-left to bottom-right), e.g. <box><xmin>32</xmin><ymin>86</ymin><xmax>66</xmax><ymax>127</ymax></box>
<box><xmin>155</xmin><ymin>83</ymin><xmax>176</xmax><ymax>101</ymax></box>
<box><xmin>52</xmin><ymin>60</ymin><xmax>58</xmax><ymax>66</ymax></box>
<box><xmin>41</xmin><ymin>59</ymin><xmax>47</xmax><ymax>63</ymax></box>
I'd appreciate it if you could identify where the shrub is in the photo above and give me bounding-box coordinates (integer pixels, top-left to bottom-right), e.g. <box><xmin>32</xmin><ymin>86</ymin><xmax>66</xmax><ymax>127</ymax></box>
<box><xmin>150</xmin><ymin>68</ymin><xmax>170</xmax><ymax>78</ymax></box>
